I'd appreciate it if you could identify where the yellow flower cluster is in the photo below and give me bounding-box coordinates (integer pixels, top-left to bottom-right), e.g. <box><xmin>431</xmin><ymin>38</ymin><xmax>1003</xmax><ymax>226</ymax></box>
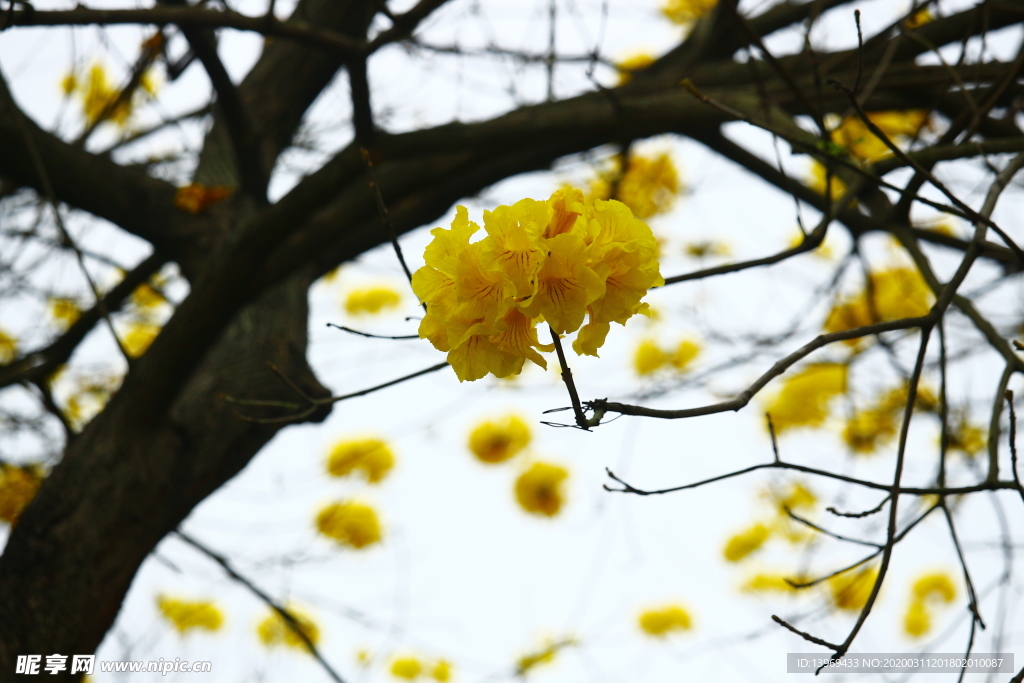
<box><xmin>48</xmin><ymin>297</ymin><xmax>82</xmax><ymax>331</ymax></box>
<box><xmin>587</xmin><ymin>153</ymin><xmax>681</xmax><ymax>219</ymax></box>
<box><xmin>0</xmin><ymin>464</ymin><xmax>43</xmax><ymax>526</ymax></box>
<box><xmin>0</xmin><ymin>328</ymin><xmax>17</xmax><ymax>363</ymax></box>
<box><xmin>468</xmin><ymin>415</ymin><xmax>531</xmax><ymax>464</ymax></box>
<box><xmin>843</xmin><ymin>383</ymin><xmax>937</xmax><ymax>454</ymax></box>
<box><xmin>316</xmin><ymin>501</ymin><xmax>382</xmax><ymax>549</ymax></box>
<box><xmin>632</xmin><ymin>337</ymin><xmax>701</xmax><ymax>376</ymax></box>
<box><xmin>155</xmin><ymin>596</ymin><xmax>224</xmax><ymax>634</ymax></box>
<box><xmin>388</xmin><ymin>655</ymin><xmax>452</xmax><ymax>681</ymax></box>
<box><xmin>661</xmin><ymin>0</ymin><xmax>717</xmax><ymax>25</ymax></box>
<box><xmin>327</xmin><ymin>437</ymin><xmax>395</xmax><ymax>483</ymax></box>
<box><xmin>62</xmin><ymin>62</ymin><xmax>157</xmax><ymax>127</ymax></box>
<box><xmin>413</xmin><ymin>189</ymin><xmax>662</xmax><ymax>381</ymax></box>
<box><xmin>828</xmin><ymin>566</ymin><xmax>879</xmax><ymax>611</ymax></box>
<box><xmin>723</xmin><ymin>523</ymin><xmax>771</xmax><ymax>563</ymax></box>
<box><xmin>174</xmin><ymin>183</ymin><xmax>233</xmax><ymax>215</ymax></box>
<box><xmin>825</xmin><ymin>268</ymin><xmax>934</xmax><ymax>343</ymax></box>
<box><xmin>831</xmin><ymin>111</ymin><xmax>930</xmax><ymax>163</ymax></box>
<box><xmin>766</xmin><ymin>363</ymin><xmax>848</xmax><ymax>433</ymax></box>
<box><xmin>257</xmin><ymin>607</ymin><xmax>320</xmax><ymax>651</ymax></box>
<box><xmin>615</xmin><ymin>52</ymin><xmax>655</xmax><ymax>85</ymax></box>
<box><xmin>904</xmin><ymin>571</ymin><xmax>956</xmax><ymax>638</ymax></box>
<box><xmin>724</xmin><ymin>482</ymin><xmax>819</xmax><ymax>563</ymax></box>
<box><xmin>637</xmin><ymin>604</ymin><xmax>693</xmax><ymax>637</ymax></box>
<box><xmin>344</xmin><ymin>285</ymin><xmax>402</xmax><ymax>315</ymax></box>
<box><xmin>514</xmin><ymin>462</ymin><xmax>569</xmax><ymax>517</ymax></box>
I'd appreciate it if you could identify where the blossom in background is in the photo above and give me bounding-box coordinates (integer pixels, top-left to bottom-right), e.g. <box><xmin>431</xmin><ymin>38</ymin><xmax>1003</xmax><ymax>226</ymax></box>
<box><xmin>174</xmin><ymin>183</ymin><xmax>233</xmax><ymax>214</ymax></box>
<box><xmin>672</xmin><ymin>339</ymin><xmax>701</xmax><ymax>371</ymax></box>
<box><xmin>256</xmin><ymin>607</ymin><xmax>320</xmax><ymax>651</ymax></box>
<box><xmin>842</xmin><ymin>382</ymin><xmax>938</xmax><ymax>454</ymax></box>
<box><xmin>825</xmin><ymin>268</ymin><xmax>934</xmax><ymax>342</ymax></box>
<box><xmin>327</xmin><ymin>437</ymin><xmax>395</xmax><ymax>483</ymax></box>
<box><xmin>515</xmin><ymin>638</ymin><xmax>573</xmax><ymax>676</ymax></box>
<box><xmin>468</xmin><ymin>415</ymin><xmax>531</xmax><ymax>464</ymax></box>
<box><xmin>514</xmin><ymin>462</ymin><xmax>569</xmax><ymax>517</ymax></box>
<box><xmin>633</xmin><ymin>338</ymin><xmax>668</xmax><ymax>376</ymax></box>
<box><xmin>661</xmin><ymin>0</ymin><xmax>717</xmax><ymax>25</ymax></box>
<box><xmin>412</xmin><ymin>188</ymin><xmax>661</xmax><ymax>380</ymax></box>
<box><xmin>344</xmin><ymin>285</ymin><xmax>402</xmax><ymax>315</ymax></box>
<box><xmin>155</xmin><ymin>596</ymin><xmax>224</xmax><ymax>634</ymax></box>
<box><xmin>615</xmin><ymin>52</ymin><xmax>655</xmax><ymax>85</ymax></box>
<box><xmin>904</xmin><ymin>571</ymin><xmax>957</xmax><ymax>638</ymax></box>
<box><xmin>316</xmin><ymin>501</ymin><xmax>383</xmax><ymax>549</ymax></box>
<box><xmin>0</xmin><ymin>464</ymin><xmax>43</xmax><ymax>526</ymax></box>
<box><xmin>0</xmin><ymin>328</ymin><xmax>17</xmax><ymax>362</ymax></box>
<box><xmin>122</xmin><ymin>321</ymin><xmax>161</xmax><ymax>358</ymax></box>
<box><xmin>390</xmin><ymin>656</ymin><xmax>423</xmax><ymax>680</ymax></box>
<box><xmin>946</xmin><ymin>416</ymin><xmax>986</xmax><ymax>457</ymax></box>
<box><xmin>828</xmin><ymin>566</ymin><xmax>879</xmax><ymax>611</ymax></box>
<box><xmin>765</xmin><ymin>363</ymin><xmax>848</xmax><ymax>433</ymax></box>
<box><xmin>741</xmin><ymin>572</ymin><xmax>802</xmax><ymax>594</ymax></box>
<box><xmin>131</xmin><ymin>278</ymin><xmax>168</xmax><ymax>310</ymax></box>
<box><xmin>684</xmin><ymin>240</ymin><xmax>730</xmax><ymax>259</ymax></box>
<box><xmin>807</xmin><ymin>161</ymin><xmax>848</xmax><ymax>200</ymax></box>
<box><xmin>723</xmin><ymin>522</ymin><xmax>771</xmax><ymax>562</ymax></box>
<box><xmin>588</xmin><ymin>153</ymin><xmax>681</xmax><ymax>219</ymax></box>
<box><xmin>638</xmin><ymin>604</ymin><xmax>693</xmax><ymax>636</ymax></box>
<box><xmin>831</xmin><ymin>110</ymin><xmax>930</xmax><ymax>163</ymax></box>
<box><xmin>430</xmin><ymin>660</ymin><xmax>453</xmax><ymax>682</ymax></box>
<box><xmin>48</xmin><ymin>297</ymin><xmax>82</xmax><ymax>330</ymax></box>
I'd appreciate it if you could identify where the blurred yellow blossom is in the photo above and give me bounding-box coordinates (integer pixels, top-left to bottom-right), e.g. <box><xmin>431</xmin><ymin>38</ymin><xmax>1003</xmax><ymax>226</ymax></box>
<box><xmin>356</xmin><ymin>648</ymin><xmax>373</xmax><ymax>667</ymax></box>
<box><xmin>345</xmin><ymin>285</ymin><xmax>402</xmax><ymax>315</ymax></box>
<box><xmin>316</xmin><ymin>501</ymin><xmax>383</xmax><ymax>549</ymax></box>
<box><xmin>903</xmin><ymin>599</ymin><xmax>931</xmax><ymax>637</ymax></box>
<box><xmin>616</xmin><ymin>52</ymin><xmax>655</xmax><ymax>85</ymax></box>
<box><xmin>0</xmin><ymin>328</ymin><xmax>17</xmax><ymax>362</ymax></box>
<box><xmin>76</xmin><ymin>63</ymin><xmax>132</xmax><ymax>126</ymax></box>
<box><xmin>589</xmin><ymin>153</ymin><xmax>681</xmax><ymax>219</ymax></box>
<box><xmin>0</xmin><ymin>464</ymin><xmax>43</xmax><ymax>526</ymax></box>
<box><xmin>514</xmin><ymin>462</ymin><xmax>568</xmax><ymax>517</ymax></box>
<box><xmin>741</xmin><ymin>572</ymin><xmax>802</xmax><ymax>594</ymax></box>
<box><xmin>468</xmin><ymin>415</ymin><xmax>531</xmax><ymax>464</ymax></box>
<box><xmin>828</xmin><ymin>566</ymin><xmax>878</xmax><ymax>611</ymax></box>
<box><xmin>843</xmin><ymin>382</ymin><xmax>937</xmax><ymax>454</ymax></box>
<box><xmin>131</xmin><ymin>278</ymin><xmax>167</xmax><ymax>310</ymax></box>
<box><xmin>672</xmin><ymin>338</ymin><xmax>701</xmax><ymax>371</ymax></box>
<box><xmin>412</xmin><ymin>189</ymin><xmax>661</xmax><ymax>380</ymax></box>
<box><xmin>946</xmin><ymin>418</ymin><xmax>985</xmax><ymax>457</ymax></box>
<box><xmin>807</xmin><ymin>161</ymin><xmax>847</xmax><ymax>200</ymax></box>
<box><xmin>662</xmin><ymin>0</ymin><xmax>717</xmax><ymax>24</ymax></box>
<box><xmin>155</xmin><ymin>596</ymin><xmax>224</xmax><ymax>634</ymax></box>
<box><xmin>48</xmin><ymin>297</ymin><xmax>82</xmax><ymax>330</ymax></box>
<box><xmin>515</xmin><ymin>638</ymin><xmax>573</xmax><ymax>676</ymax></box>
<box><xmin>430</xmin><ymin>660</ymin><xmax>453</xmax><ymax>682</ymax></box>
<box><xmin>684</xmin><ymin>240</ymin><xmax>731</xmax><ymax>258</ymax></box>
<box><xmin>787</xmin><ymin>229</ymin><xmax>835</xmax><ymax>259</ymax></box>
<box><xmin>825</xmin><ymin>270</ymin><xmax>933</xmax><ymax>343</ymax></box>
<box><xmin>327</xmin><ymin>437</ymin><xmax>395</xmax><ymax>483</ymax></box>
<box><xmin>904</xmin><ymin>7</ymin><xmax>933</xmax><ymax>29</ymax></box>
<box><xmin>123</xmin><ymin>321</ymin><xmax>161</xmax><ymax>358</ymax></box>
<box><xmin>390</xmin><ymin>656</ymin><xmax>424</xmax><ymax>680</ymax></box>
<box><xmin>723</xmin><ymin>522</ymin><xmax>771</xmax><ymax>562</ymax></box>
<box><xmin>831</xmin><ymin>110</ymin><xmax>929</xmax><ymax>163</ymax></box>
<box><xmin>638</xmin><ymin>604</ymin><xmax>693</xmax><ymax>636</ymax></box>
<box><xmin>633</xmin><ymin>338</ymin><xmax>668</xmax><ymax>376</ymax></box>
<box><xmin>912</xmin><ymin>571</ymin><xmax>957</xmax><ymax>603</ymax></box>
<box><xmin>174</xmin><ymin>183</ymin><xmax>233</xmax><ymax>214</ymax></box>
<box><xmin>766</xmin><ymin>363</ymin><xmax>848</xmax><ymax>433</ymax></box>
<box><xmin>256</xmin><ymin>607</ymin><xmax>320</xmax><ymax>651</ymax></box>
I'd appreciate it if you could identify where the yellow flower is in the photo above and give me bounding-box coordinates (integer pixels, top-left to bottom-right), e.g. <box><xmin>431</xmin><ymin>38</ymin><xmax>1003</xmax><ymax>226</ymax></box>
<box><xmin>60</xmin><ymin>71</ymin><xmax>78</xmax><ymax>96</ymax></box>
<box><xmin>947</xmin><ymin>419</ymin><xmax>985</xmax><ymax>457</ymax></box>
<box><xmin>828</xmin><ymin>566</ymin><xmax>878</xmax><ymax>611</ymax></box>
<box><xmin>903</xmin><ymin>599</ymin><xmax>931</xmax><ymax>637</ymax></box>
<box><xmin>671</xmin><ymin>339</ymin><xmax>701</xmax><ymax>371</ymax></box>
<box><xmin>0</xmin><ymin>328</ymin><xmax>17</xmax><ymax>363</ymax></box>
<box><xmin>256</xmin><ymin>607</ymin><xmax>320</xmax><ymax>651</ymax></box>
<box><xmin>807</xmin><ymin>161</ymin><xmax>847</xmax><ymax>200</ymax></box>
<box><xmin>661</xmin><ymin>0</ymin><xmax>717</xmax><ymax>24</ymax></box>
<box><xmin>155</xmin><ymin>596</ymin><xmax>224</xmax><ymax>634</ymax></box>
<box><xmin>615</xmin><ymin>52</ymin><xmax>655</xmax><ymax>85</ymax></box>
<box><xmin>79</xmin><ymin>63</ymin><xmax>133</xmax><ymax>126</ymax></box>
<box><xmin>174</xmin><ymin>183</ymin><xmax>233</xmax><ymax>214</ymax></box>
<box><xmin>0</xmin><ymin>464</ymin><xmax>43</xmax><ymax>526</ymax></box>
<box><xmin>912</xmin><ymin>571</ymin><xmax>957</xmax><ymax>603</ymax></box>
<box><xmin>843</xmin><ymin>408</ymin><xmax>898</xmax><ymax>454</ymax></box>
<box><xmin>723</xmin><ymin>523</ymin><xmax>771</xmax><ymax>562</ymax></box>
<box><xmin>48</xmin><ymin>297</ymin><xmax>82</xmax><ymax>330</ymax></box>
<box><xmin>131</xmin><ymin>281</ymin><xmax>167</xmax><ymax>310</ymax></box>
<box><xmin>430</xmin><ymin>660</ymin><xmax>453</xmax><ymax>682</ymax></box>
<box><xmin>588</xmin><ymin>153</ymin><xmax>681</xmax><ymax>219</ymax></box>
<box><xmin>770</xmin><ymin>482</ymin><xmax>816</xmax><ymax>514</ymax></box>
<box><xmin>123</xmin><ymin>321</ymin><xmax>161</xmax><ymax>358</ymax></box>
<box><xmin>415</xmin><ymin>192</ymin><xmax>660</xmax><ymax>379</ymax></box>
<box><xmin>515</xmin><ymin>639</ymin><xmax>573</xmax><ymax>676</ymax></box>
<box><xmin>344</xmin><ymin>285</ymin><xmax>402</xmax><ymax>315</ymax></box>
<box><xmin>684</xmin><ymin>240</ymin><xmax>731</xmax><ymax>258</ymax></box>
<box><xmin>633</xmin><ymin>338</ymin><xmax>668</xmax><ymax>376</ymax></box>
<box><xmin>468</xmin><ymin>415</ymin><xmax>531</xmax><ymax>464</ymax></box>
<box><xmin>326</xmin><ymin>437</ymin><xmax>395</xmax><ymax>483</ymax></box>
<box><xmin>741</xmin><ymin>572</ymin><xmax>802</xmax><ymax>594</ymax></box>
<box><xmin>514</xmin><ymin>462</ymin><xmax>569</xmax><ymax>517</ymax></box>
<box><xmin>390</xmin><ymin>656</ymin><xmax>424</xmax><ymax>680</ymax></box>
<box><xmin>316</xmin><ymin>501</ymin><xmax>383</xmax><ymax>549</ymax></box>
<box><xmin>638</xmin><ymin>604</ymin><xmax>693</xmax><ymax>636</ymax></box>
<box><xmin>904</xmin><ymin>7</ymin><xmax>933</xmax><ymax>29</ymax></box>
<box><xmin>765</xmin><ymin>363</ymin><xmax>848</xmax><ymax>433</ymax></box>
<box><xmin>61</xmin><ymin>373</ymin><xmax>122</xmax><ymax>430</ymax></box>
